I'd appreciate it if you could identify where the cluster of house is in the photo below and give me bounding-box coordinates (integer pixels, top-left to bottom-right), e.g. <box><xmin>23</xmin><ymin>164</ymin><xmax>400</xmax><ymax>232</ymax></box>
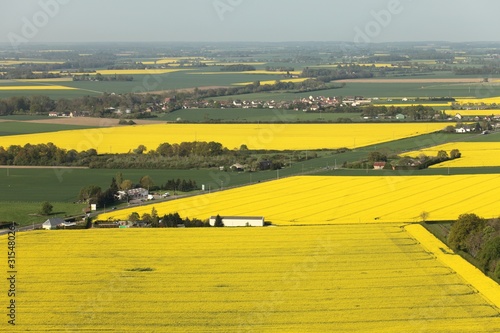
<box><xmin>48</xmin><ymin>111</ymin><xmax>91</xmax><ymax>118</ymax></box>
<box><xmin>180</xmin><ymin>96</ymin><xmax>371</xmax><ymax>112</ymax></box>
<box><xmin>115</xmin><ymin>188</ymin><xmax>150</xmax><ymax>201</ymax></box>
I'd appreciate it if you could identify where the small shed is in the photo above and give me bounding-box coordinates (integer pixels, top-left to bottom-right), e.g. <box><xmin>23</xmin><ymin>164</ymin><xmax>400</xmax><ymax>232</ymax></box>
<box><xmin>42</xmin><ymin>218</ymin><xmax>66</xmax><ymax>230</ymax></box>
<box><xmin>209</xmin><ymin>216</ymin><xmax>265</xmax><ymax>227</ymax></box>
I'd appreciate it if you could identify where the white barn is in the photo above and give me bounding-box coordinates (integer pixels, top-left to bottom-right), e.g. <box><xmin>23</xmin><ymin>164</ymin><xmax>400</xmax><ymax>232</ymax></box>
<box><xmin>209</xmin><ymin>216</ymin><xmax>265</xmax><ymax>227</ymax></box>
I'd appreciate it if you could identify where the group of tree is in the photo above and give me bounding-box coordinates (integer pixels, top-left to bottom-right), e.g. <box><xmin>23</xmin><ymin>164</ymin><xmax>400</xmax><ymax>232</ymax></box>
<box><xmin>265</xmin><ymin>66</ymin><xmax>295</xmax><ymax>72</ymax></box>
<box><xmin>220</xmin><ymin>64</ymin><xmax>256</xmax><ymax>72</ymax></box>
<box><xmin>161</xmin><ymin>179</ymin><xmax>198</xmax><ymax>192</ymax></box>
<box><xmin>344</xmin><ymin>149</ymin><xmax>461</xmax><ymax>170</ymax></box>
<box><xmin>453</xmin><ymin>65</ymin><xmax>500</xmax><ymax>75</ymax></box>
<box><xmin>360</xmin><ymin>105</ymin><xmax>446</xmax><ymax>120</ymax></box>
<box><xmin>126</xmin><ymin>210</ymin><xmax>214</xmax><ymax>228</ymax></box>
<box><xmin>448</xmin><ymin>213</ymin><xmax>500</xmax><ymax>280</ymax></box>
<box><xmin>156</xmin><ymin>141</ymin><xmax>225</xmax><ymax>157</ymax></box>
<box><xmin>72</xmin><ymin>73</ymin><xmax>134</xmax><ymax>81</ymax></box>
<box><xmin>0</xmin><ymin>139</ymin><xmax>321</xmax><ymax>172</ymax></box>
<box><xmin>301</xmin><ymin>66</ymin><xmax>374</xmax><ymax>82</ymax></box>
<box><xmin>0</xmin><ymin>93</ymin><xmax>161</xmax><ymax>117</ymax></box>
<box><xmin>78</xmin><ymin>177</ymin><xmax>120</xmax><ymax>208</ymax></box>
<box><xmin>0</xmin><ymin>143</ymin><xmax>97</xmax><ymax>166</ymax></box>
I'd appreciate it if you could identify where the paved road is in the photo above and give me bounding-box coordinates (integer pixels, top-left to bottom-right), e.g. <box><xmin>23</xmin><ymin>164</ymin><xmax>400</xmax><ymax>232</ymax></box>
<box><xmin>0</xmin><ymin>223</ymin><xmax>42</xmax><ymax>236</ymax></box>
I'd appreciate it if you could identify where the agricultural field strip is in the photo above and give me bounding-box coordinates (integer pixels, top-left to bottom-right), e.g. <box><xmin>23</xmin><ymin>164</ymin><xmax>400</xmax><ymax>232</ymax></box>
<box><xmin>188</xmin><ymin>70</ymin><xmax>303</xmax><ymax>75</ymax></box>
<box><xmin>0</xmin><ymin>123</ymin><xmax>447</xmax><ymax>153</ymax></box>
<box><xmin>405</xmin><ymin>224</ymin><xmax>500</xmax><ymax>309</ymax></box>
<box><xmin>404</xmin><ymin>142</ymin><xmax>500</xmax><ymax>168</ymax></box>
<box><xmin>233</xmin><ymin>78</ymin><xmax>310</xmax><ymax>86</ymax></box>
<box><xmin>3</xmin><ymin>225</ymin><xmax>500</xmax><ymax>332</ymax></box>
<box><xmin>0</xmin><ymin>85</ymin><xmax>78</xmax><ymax>90</ymax></box>
<box><xmin>98</xmin><ymin>175</ymin><xmax>500</xmax><ymax>224</ymax></box>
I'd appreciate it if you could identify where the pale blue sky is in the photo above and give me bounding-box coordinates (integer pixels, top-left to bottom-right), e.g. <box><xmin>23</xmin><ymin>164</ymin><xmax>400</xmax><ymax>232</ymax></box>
<box><xmin>1</xmin><ymin>0</ymin><xmax>499</xmax><ymax>44</ymax></box>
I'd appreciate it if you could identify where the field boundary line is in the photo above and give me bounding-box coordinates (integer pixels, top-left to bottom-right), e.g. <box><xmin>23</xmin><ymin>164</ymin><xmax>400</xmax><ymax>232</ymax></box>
<box><xmin>405</xmin><ymin>223</ymin><xmax>500</xmax><ymax>310</ymax></box>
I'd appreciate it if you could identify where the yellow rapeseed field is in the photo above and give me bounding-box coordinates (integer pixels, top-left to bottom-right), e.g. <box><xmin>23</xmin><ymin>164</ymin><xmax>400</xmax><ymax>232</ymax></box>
<box><xmin>234</xmin><ymin>78</ymin><xmax>311</xmax><ymax>86</ymax></box>
<box><xmin>375</xmin><ymin>103</ymin><xmax>451</xmax><ymax>108</ymax></box>
<box><xmin>14</xmin><ymin>78</ymin><xmax>74</xmax><ymax>83</ymax></box>
<box><xmin>406</xmin><ymin>224</ymin><xmax>500</xmax><ymax>308</ymax></box>
<box><xmin>455</xmin><ymin>96</ymin><xmax>500</xmax><ymax>105</ymax></box>
<box><xmin>404</xmin><ymin>142</ymin><xmax>500</xmax><ymax>168</ymax></box>
<box><xmin>0</xmin><ymin>123</ymin><xmax>446</xmax><ymax>153</ymax></box>
<box><xmin>448</xmin><ymin>109</ymin><xmax>500</xmax><ymax>116</ymax></box>
<box><xmin>141</xmin><ymin>57</ymin><xmax>205</xmax><ymax>65</ymax></box>
<box><xmin>0</xmin><ymin>85</ymin><xmax>77</xmax><ymax>90</ymax></box>
<box><xmin>98</xmin><ymin>175</ymin><xmax>500</xmax><ymax>224</ymax></box>
<box><xmin>191</xmin><ymin>70</ymin><xmax>303</xmax><ymax>76</ymax></box>
<box><xmin>2</xmin><ymin>225</ymin><xmax>499</xmax><ymax>332</ymax></box>
<box><xmin>71</xmin><ymin>69</ymin><xmax>192</xmax><ymax>75</ymax></box>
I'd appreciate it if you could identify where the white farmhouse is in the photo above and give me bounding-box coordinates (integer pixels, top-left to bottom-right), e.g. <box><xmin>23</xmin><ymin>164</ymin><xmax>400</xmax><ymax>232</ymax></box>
<box><xmin>42</xmin><ymin>218</ymin><xmax>66</xmax><ymax>230</ymax></box>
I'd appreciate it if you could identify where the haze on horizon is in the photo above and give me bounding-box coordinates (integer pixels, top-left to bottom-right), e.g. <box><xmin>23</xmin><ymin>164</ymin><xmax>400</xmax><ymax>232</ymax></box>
<box><xmin>1</xmin><ymin>0</ymin><xmax>499</xmax><ymax>46</ymax></box>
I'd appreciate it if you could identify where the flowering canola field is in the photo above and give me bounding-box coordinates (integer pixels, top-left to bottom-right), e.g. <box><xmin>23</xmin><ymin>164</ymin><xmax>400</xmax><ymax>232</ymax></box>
<box><xmin>0</xmin><ymin>85</ymin><xmax>77</xmax><ymax>91</ymax></box>
<box><xmin>404</xmin><ymin>142</ymin><xmax>500</xmax><ymax>168</ymax></box>
<box><xmin>448</xmin><ymin>110</ymin><xmax>500</xmax><ymax>116</ymax></box>
<box><xmin>0</xmin><ymin>123</ymin><xmax>445</xmax><ymax>153</ymax></box>
<box><xmin>70</xmin><ymin>69</ymin><xmax>192</xmax><ymax>75</ymax></box>
<box><xmin>455</xmin><ymin>96</ymin><xmax>500</xmax><ymax>105</ymax></box>
<box><xmin>234</xmin><ymin>78</ymin><xmax>310</xmax><ymax>86</ymax></box>
<box><xmin>99</xmin><ymin>175</ymin><xmax>500</xmax><ymax>224</ymax></box>
<box><xmin>2</xmin><ymin>225</ymin><xmax>499</xmax><ymax>332</ymax></box>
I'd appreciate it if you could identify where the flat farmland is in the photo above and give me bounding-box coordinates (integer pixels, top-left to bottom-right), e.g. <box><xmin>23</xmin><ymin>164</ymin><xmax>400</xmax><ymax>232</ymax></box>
<box><xmin>159</xmin><ymin>108</ymin><xmax>362</xmax><ymax>122</ymax></box>
<box><xmin>98</xmin><ymin>175</ymin><xmax>500</xmax><ymax>224</ymax></box>
<box><xmin>404</xmin><ymin>141</ymin><xmax>500</xmax><ymax>168</ymax></box>
<box><xmin>1</xmin><ymin>225</ymin><xmax>499</xmax><ymax>332</ymax></box>
<box><xmin>0</xmin><ymin>123</ymin><xmax>447</xmax><ymax>153</ymax></box>
<box><xmin>212</xmin><ymin>81</ymin><xmax>483</xmax><ymax>102</ymax></box>
<box><xmin>0</xmin><ymin>121</ymin><xmax>94</xmax><ymax>136</ymax></box>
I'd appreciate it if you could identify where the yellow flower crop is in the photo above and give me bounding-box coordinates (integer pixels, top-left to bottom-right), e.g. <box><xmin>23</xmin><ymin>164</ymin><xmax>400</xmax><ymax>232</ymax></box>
<box><xmin>0</xmin><ymin>85</ymin><xmax>77</xmax><ymax>90</ymax></box>
<box><xmin>2</xmin><ymin>225</ymin><xmax>499</xmax><ymax>332</ymax></box>
<box><xmin>404</xmin><ymin>142</ymin><xmax>500</xmax><ymax>168</ymax></box>
<box><xmin>98</xmin><ymin>175</ymin><xmax>500</xmax><ymax>224</ymax></box>
<box><xmin>234</xmin><ymin>78</ymin><xmax>311</xmax><ymax>86</ymax></box>
<box><xmin>0</xmin><ymin>123</ymin><xmax>446</xmax><ymax>153</ymax></box>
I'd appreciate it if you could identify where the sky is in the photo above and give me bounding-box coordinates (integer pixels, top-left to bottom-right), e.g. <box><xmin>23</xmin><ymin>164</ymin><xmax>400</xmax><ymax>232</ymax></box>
<box><xmin>1</xmin><ymin>0</ymin><xmax>500</xmax><ymax>45</ymax></box>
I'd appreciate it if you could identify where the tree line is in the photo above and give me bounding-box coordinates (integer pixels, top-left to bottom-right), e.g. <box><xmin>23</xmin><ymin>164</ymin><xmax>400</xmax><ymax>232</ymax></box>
<box><xmin>220</xmin><ymin>64</ymin><xmax>256</xmax><ymax>72</ymax></box>
<box><xmin>448</xmin><ymin>213</ymin><xmax>500</xmax><ymax>280</ymax></box>
<box><xmin>301</xmin><ymin>66</ymin><xmax>374</xmax><ymax>82</ymax></box>
<box><xmin>343</xmin><ymin>149</ymin><xmax>461</xmax><ymax>170</ymax></box>
<box><xmin>124</xmin><ymin>210</ymin><xmax>216</xmax><ymax>228</ymax></box>
<box><xmin>360</xmin><ymin>105</ymin><xmax>446</xmax><ymax>120</ymax></box>
<box><xmin>0</xmin><ymin>141</ymin><xmax>313</xmax><ymax>171</ymax></box>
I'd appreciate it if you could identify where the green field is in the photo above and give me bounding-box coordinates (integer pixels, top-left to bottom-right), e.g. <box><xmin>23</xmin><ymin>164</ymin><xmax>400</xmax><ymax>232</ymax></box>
<box><xmin>0</xmin><ymin>121</ymin><xmax>94</xmax><ymax>136</ymax></box>
<box><xmin>0</xmin><ymin>68</ymin><xmax>295</xmax><ymax>99</ymax></box>
<box><xmin>0</xmin><ymin>201</ymin><xmax>87</xmax><ymax>225</ymax></box>
<box><xmin>0</xmin><ymin>131</ymin><xmax>485</xmax><ymax>206</ymax></box>
<box><xmin>157</xmin><ymin>108</ymin><xmax>362</xmax><ymax>122</ymax></box>
<box><xmin>213</xmin><ymin>81</ymin><xmax>493</xmax><ymax>102</ymax></box>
